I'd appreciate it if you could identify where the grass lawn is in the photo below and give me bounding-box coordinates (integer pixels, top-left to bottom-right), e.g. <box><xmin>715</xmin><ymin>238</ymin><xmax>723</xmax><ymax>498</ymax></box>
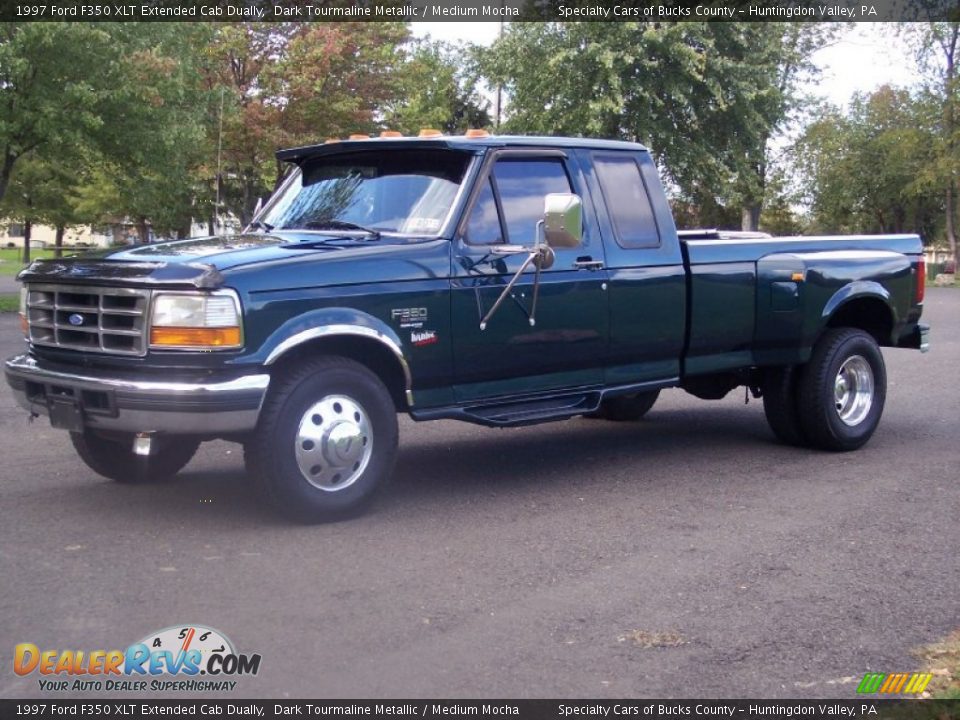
<box><xmin>0</xmin><ymin>247</ymin><xmax>57</xmax><ymax>276</ymax></box>
<box><xmin>916</xmin><ymin>630</ymin><xmax>960</xmax><ymax>699</ymax></box>
<box><xmin>0</xmin><ymin>293</ymin><xmax>19</xmax><ymax>312</ymax></box>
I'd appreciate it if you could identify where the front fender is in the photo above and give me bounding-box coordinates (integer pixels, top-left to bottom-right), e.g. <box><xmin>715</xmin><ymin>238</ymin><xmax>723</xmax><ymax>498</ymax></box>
<box><xmin>245</xmin><ymin>307</ymin><xmax>411</xmax><ymax>392</ymax></box>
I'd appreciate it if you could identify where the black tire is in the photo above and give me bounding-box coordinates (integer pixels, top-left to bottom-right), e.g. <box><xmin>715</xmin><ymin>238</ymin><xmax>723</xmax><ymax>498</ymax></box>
<box><xmin>761</xmin><ymin>366</ymin><xmax>808</xmax><ymax>447</ymax></box>
<box><xmin>70</xmin><ymin>431</ymin><xmax>199</xmax><ymax>484</ymax></box>
<box><xmin>246</xmin><ymin>356</ymin><xmax>398</xmax><ymax>522</ymax></box>
<box><xmin>797</xmin><ymin>328</ymin><xmax>887</xmax><ymax>452</ymax></box>
<box><xmin>593</xmin><ymin>390</ymin><xmax>660</xmax><ymax>422</ymax></box>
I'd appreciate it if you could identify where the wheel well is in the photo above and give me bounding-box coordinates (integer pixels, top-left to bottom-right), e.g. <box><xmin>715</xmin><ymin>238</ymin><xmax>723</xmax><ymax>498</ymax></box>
<box><xmin>825</xmin><ymin>297</ymin><xmax>894</xmax><ymax>345</ymax></box>
<box><xmin>269</xmin><ymin>336</ymin><xmax>409</xmax><ymax>411</ymax></box>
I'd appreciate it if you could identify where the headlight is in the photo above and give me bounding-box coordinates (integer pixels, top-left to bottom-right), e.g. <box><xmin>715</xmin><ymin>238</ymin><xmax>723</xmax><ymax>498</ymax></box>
<box><xmin>149</xmin><ymin>290</ymin><xmax>242</xmax><ymax>350</ymax></box>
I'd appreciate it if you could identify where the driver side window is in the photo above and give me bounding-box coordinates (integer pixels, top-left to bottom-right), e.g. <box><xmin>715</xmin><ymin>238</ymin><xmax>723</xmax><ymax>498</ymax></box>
<box><xmin>464</xmin><ymin>157</ymin><xmax>575</xmax><ymax>246</ymax></box>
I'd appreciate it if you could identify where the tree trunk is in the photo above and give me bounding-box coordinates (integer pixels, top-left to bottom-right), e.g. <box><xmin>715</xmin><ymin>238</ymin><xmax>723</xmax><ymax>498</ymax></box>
<box><xmin>741</xmin><ymin>205</ymin><xmax>761</xmax><ymax>232</ymax></box>
<box><xmin>947</xmin><ymin>183</ymin><xmax>958</xmax><ymax>269</ymax></box>
<box><xmin>54</xmin><ymin>223</ymin><xmax>65</xmax><ymax>259</ymax></box>
<box><xmin>136</xmin><ymin>217</ymin><xmax>150</xmax><ymax>244</ymax></box>
<box><xmin>0</xmin><ymin>152</ymin><xmax>14</xmax><ymax>207</ymax></box>
<box><xmin>22</xmin><ymin>220</ymin><xmax>32</xmax><ymax>264</ymax></box>
<box><xmin>943</xmin><ymin>26</ymin><xmax>958</xmax><ymax>270</ymax></box>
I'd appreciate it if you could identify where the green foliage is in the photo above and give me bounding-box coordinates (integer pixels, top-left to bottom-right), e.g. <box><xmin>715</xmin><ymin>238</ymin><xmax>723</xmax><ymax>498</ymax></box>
<box><xmin>0</xmin><ymin>23</ymin><xmax>210</xmax><ymax>241</ymax></box>
<box><xmin>796</xmin><ymin>87</ymin><xmax>943</xmax><ymax>238</ymax></box>
<box><xmin>478</xmin><ymin>22</ymin><xmax>835</xmax><ymax>228</ymax></box>
<box><xmin>199</xmin><ymin>22</ymin><xmax>413</xmax><ymax>225</ymax></box>
<box><xmin>386</xmin><ymin>39</ymin><xmax>490</xmax><ymax>135</ymax></box>
<box><xmin>0</xmin><ymin>23</ymin><xmax>115</xmax><ymax>202</ymax></box>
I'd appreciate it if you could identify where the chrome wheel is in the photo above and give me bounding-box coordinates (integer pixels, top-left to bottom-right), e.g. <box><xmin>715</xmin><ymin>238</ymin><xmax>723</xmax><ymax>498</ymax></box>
<box><xmin>834</xmin><ymin>355</ymin><xmax>874</xmax><ymax>427</ymax></box>
<box><xmin>294</xmin><ymin>395</ymin><xmax>372</xmax><ymax>491</ymax></box>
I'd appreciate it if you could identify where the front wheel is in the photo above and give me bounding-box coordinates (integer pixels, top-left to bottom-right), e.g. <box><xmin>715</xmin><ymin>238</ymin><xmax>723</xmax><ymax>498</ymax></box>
<box><xmin>246</xmin><ymin>356</ymin><xmax>398</xmax><ymax>522</ymax></box>
<box><xmin>70</xmin><ymin>431</ymin><xmax>199</xmax><ymax>483</ymax></box>
<box><xmin>797</xmin><ymin>328</ymin><xmax>887</xmax><ymax>451</ymax></box>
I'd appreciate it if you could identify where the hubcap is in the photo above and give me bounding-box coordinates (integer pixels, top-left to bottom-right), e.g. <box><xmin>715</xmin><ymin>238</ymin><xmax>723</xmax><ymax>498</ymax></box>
<box><xmin>294</xmin><ymin>395</ymin><xmax>372</xmax><ymax>491</ymax></box>
<box><xmin>834</xmin><ymin>355</ymin><xmax>874</xmax><ymax>427</ymax></box>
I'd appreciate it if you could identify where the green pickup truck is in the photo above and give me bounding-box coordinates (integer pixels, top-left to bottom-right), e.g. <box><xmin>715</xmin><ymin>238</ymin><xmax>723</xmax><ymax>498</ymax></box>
<box><xmin>5</xmin><ymin>134</ymin><xmax>929</xmax><ymax>521</ymax></box>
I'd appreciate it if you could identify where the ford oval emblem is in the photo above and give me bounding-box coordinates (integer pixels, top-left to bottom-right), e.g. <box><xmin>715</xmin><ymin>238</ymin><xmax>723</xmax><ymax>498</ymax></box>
<box><xmin>68</xmin><ymin>313</ymin><xmax>84</xmax><ymax>327</ymax></box>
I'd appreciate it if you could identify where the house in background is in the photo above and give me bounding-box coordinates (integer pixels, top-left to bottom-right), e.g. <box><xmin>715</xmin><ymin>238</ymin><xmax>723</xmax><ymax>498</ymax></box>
<box><xmin>0</xmin><ymin>219</ymin><xmax>230</xmax><ymax>250</ymax></box>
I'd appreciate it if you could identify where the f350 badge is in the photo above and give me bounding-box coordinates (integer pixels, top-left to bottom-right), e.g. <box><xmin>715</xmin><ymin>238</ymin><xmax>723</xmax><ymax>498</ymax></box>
<box><xmin>391</xmin><ymin>307</ymin><xmax>428</xmax><ymax>329</ymax></box>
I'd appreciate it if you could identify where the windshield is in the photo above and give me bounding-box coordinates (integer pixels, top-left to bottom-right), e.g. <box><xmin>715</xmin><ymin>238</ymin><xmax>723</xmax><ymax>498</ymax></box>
<box><xmin>261</xmin><ymin>149</ymin><xmax>472</xmax><ymax>236</ymax></box>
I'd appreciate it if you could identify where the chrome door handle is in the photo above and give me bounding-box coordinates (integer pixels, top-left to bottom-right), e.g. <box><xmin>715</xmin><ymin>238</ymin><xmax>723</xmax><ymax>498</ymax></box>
<box><xmin>573</xmin><ymin>258</ymin><xmax>604</xmax><ymax>270</ymax></box>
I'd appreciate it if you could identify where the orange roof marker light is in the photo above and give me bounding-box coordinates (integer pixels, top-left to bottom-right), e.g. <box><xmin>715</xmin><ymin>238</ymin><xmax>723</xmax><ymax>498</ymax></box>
<box><xmin>418</xmin><ymin>128</ymin><xmax>443</xmax><ymax>138</ymax></box>
<box><xmin>380</xmin><ymin>130</ymin><xmax>403</xmax><ymax>138</ymax></box>
<box><xmin>464</xmin><ymin>129</ymin><xmax>490</xmax><ymax>138</ymax></box>
<box><xmin>349</xmin><ymin>133</ymin><xmax>371</xmax><ymax>140</ymax></box>
<box><xmin>323</xmin><ymin>138</ymin><xmax>339</xmax><ymax>144</ymax></box>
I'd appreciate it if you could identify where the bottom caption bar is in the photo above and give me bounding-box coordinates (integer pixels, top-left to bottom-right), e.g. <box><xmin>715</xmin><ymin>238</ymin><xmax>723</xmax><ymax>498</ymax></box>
<box><xmin>2</xmin><ymin>700</ymin><xmax>958</xmax><ymax>720</ymax></box>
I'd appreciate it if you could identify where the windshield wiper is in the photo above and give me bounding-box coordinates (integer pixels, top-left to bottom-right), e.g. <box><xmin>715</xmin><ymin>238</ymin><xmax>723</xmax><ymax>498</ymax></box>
<box><xmin>245</xmin><ymin>219</ymin><xmax>274</xmax><ymax>233</ymax></box>
<box><xmin>299</xmin><ymin>219</ymin><xmax>382</xmax><ymax>240</ymax></box>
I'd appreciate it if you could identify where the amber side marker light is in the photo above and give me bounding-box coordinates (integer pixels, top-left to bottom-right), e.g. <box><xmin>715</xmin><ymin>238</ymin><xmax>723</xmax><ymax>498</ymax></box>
<box><xmin>18</xmin><ymin>287</ymin><xmax>27</xmax><ymax>336</ymax></box>
<box><xmin>917</xmin><ymin>259</ymin><xmax>926</xmax><ymax>303</ymax></box>
<box><xmin>150</xmin><ymin>327</ymin><xmax>242</xmax><ymax>348</ymax></box>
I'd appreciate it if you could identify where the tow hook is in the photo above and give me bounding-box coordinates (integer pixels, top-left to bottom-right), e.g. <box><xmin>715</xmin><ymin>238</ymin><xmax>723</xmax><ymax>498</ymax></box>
<box><xmin>133</xmin><ymin>432</ymin><xmax>154</xmax><ymax>456</ymax></box>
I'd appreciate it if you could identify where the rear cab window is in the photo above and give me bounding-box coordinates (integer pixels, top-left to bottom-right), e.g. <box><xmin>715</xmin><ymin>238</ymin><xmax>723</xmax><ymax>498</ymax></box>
<box><xmin>592</xmin><ymin>154</ymin><xmax>661</xmax><ymax>249</ymax></box>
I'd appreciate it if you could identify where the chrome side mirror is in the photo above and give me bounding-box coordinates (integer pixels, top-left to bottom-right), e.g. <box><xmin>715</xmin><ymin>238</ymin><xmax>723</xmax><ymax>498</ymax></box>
<box><xmin>543</xmin><ymin>193</ymin><xmax>582</xmax><ymax>248</ymax></box>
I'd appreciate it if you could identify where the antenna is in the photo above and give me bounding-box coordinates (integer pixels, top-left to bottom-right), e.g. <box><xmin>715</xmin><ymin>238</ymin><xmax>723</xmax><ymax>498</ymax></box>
<box><xmin>215</xmin><ymin>86</ymin><xmax>225</xmax><ymax>232</ymax></box>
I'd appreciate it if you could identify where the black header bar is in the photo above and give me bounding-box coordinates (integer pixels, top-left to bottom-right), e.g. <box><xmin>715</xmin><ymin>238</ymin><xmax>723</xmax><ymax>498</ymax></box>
<box><xmin>2</xmin><ymin>699</ymin><xmax>960</xmax><ymax>720</ymax></box>
<box><xmin>3</xmin><ymin>0</ymin><xmax>960</xmax><ymax>23</ymax></box>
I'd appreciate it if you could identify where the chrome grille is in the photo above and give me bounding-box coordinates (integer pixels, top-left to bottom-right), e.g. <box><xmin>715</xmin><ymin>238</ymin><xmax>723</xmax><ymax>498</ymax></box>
<box><xmin>25</xmin><ymin>284</ymin><xmax>150</xmax><ymax>356</ymax></box>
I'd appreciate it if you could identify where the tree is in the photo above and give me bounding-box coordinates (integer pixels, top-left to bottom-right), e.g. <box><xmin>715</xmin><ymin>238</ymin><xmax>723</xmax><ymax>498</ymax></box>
<box><xmin>75</xmin><ymin>24</ymin><xmax>211</xmax><ymax>242</ymax></box>
<box><xmin>1</xmin><ymin>23</ymin><xmax>210</xmax><ymax>246</ymax></box>
<box><xmin>795</xmin><ymin>87</ymin><xmax>942</xmax><ymax>238</ymax></box>
<box><xmin>1</xmin><ymin>151</ymin><xmax>91</xmax><ymax>261</ymax></box>
<box><xmin>725</xmin><ymin>23</ymin><xmax>840</xmax><ymax>231</ymax></box>
<box><xmin>385</xmin><ymin>39</ymin><xmax>490</xmax><ymax>135</ymax></box>
<box><xmin>0</xmin><ymin>23</ymin><xmax>116</xmax><ymax>205</ymax></box>
<box><xmin>902</xmin><ymin>22</ymin><xmax>960</xmax><ymax>264</ymax></box>
<box><xmin>199</xmin><ymin>22</ymin><xmax>411</xmax><ymax>226</ymax></box>
<box><xmin>478</xmin><ymin>22</ymin><xmax>838</xmax><ymax>230</ymax></box>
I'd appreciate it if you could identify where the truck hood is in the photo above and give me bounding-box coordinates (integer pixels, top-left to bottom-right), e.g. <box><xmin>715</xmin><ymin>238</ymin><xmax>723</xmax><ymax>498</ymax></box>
<box><xmin>17</xmin><ymin>233</ymin><xmax>378</xmax><ymax>288</ymax></box>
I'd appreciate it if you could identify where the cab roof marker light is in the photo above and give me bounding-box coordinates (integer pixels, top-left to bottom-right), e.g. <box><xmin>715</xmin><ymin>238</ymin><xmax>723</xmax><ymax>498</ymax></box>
<box><xmin>380</xmin><ymin>130</ymin><xmax>403</xmax><ymax>138</ymax></box>
<box><xmin>324</xmin><ymin>138</ymin><xmax>340</xmax><ymax>144</ymax></box>
<box><xmin>348</xmin><ymin>134</ymin><xmax>371</xmax><ymax>140</ymax></box>
<box><xmin>464</xmin><ymin>129</ymin><xmax>490</xmax><ymax>138</ymax></box>
<box><xmin>418</xmin><ymin>128</ymin><xmax>443</xmax><ymax>138</ymax></box>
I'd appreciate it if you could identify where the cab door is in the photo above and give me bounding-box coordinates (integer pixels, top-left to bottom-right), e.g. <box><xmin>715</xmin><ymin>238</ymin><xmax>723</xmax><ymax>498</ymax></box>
<box><xmin>450</xmin><ymin>151</ymin><xmax>609</xmax><ymax>402</ymax></box>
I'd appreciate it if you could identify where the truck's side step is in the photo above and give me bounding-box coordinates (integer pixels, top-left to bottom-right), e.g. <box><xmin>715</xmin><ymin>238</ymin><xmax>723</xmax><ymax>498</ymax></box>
<box><xmin>412</xmin><ymin>392</ymin><xmax>602</xmax><ymax>428</ymax></box>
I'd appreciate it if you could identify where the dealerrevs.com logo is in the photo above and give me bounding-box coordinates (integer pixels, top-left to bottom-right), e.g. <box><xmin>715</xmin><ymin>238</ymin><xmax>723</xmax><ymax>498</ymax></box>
<box><xmin>14</xmin><ymin>624</ymin><xmax>262</xmax><ymax>692</ymax></box>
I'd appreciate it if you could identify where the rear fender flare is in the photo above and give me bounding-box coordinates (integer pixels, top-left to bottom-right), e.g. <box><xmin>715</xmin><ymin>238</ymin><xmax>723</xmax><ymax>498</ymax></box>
<box><xmin>818</xmin><ymin>281</ymin><xmax>897</xmax><ymax>341</ymax></box>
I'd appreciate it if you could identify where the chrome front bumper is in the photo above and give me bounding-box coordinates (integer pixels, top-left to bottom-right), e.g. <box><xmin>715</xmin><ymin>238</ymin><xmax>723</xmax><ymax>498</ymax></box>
<box><xmin>4</xmin><ymin>353</ymin><xmax>269</xmax><ymax>435</ymax></box>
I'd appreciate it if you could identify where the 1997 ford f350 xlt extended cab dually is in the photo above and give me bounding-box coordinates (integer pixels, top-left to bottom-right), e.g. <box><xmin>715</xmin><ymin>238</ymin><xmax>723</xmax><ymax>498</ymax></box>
<box><xmin>5</xmin><ymin>134</ymin><xmax>929</xmax><ymax>521</ymax></box>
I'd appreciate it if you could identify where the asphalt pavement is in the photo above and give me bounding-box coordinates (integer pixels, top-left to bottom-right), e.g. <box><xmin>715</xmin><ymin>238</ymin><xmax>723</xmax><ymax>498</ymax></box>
<box><xmin>0</xmin><ymin>290</ymin><xmax>957</xmax><ymax>699</ymax></box>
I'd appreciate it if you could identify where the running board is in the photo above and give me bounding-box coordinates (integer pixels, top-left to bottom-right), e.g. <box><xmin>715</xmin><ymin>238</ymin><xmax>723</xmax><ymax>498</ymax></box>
<box><xmin>411</xmin><ymin>391</ymin><xmax>602</xmax><ymax>428</ymax></box>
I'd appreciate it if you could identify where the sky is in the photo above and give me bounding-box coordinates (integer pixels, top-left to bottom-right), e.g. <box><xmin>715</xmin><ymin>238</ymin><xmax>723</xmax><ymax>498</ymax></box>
<box><xmin>410</xmin><ymin>22</ymin><xmax>923</xmax><ymax>108</ymax></box>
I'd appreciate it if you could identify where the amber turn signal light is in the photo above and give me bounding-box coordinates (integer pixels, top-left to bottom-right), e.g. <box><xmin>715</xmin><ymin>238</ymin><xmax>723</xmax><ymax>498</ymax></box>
<box><xmin>150</xmin><ymin>327</ymin><xmax>241</xmax><ymax>348</ymax></box>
